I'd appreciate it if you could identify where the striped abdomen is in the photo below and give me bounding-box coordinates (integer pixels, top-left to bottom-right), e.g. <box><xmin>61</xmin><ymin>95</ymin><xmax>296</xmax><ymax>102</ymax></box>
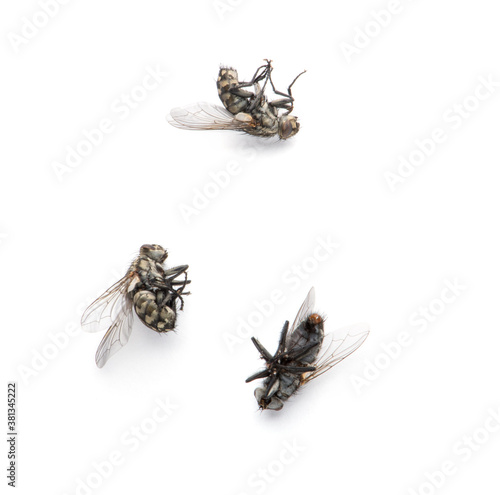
<box><xmin>217</xmin><ymin>68</ymin><xmax>251</xmax><ymax>115</ymax></box>
<box><xmin>133</xmin><ymin>290</ymin><xmax>176</xmax><ymax>333</ymax></box>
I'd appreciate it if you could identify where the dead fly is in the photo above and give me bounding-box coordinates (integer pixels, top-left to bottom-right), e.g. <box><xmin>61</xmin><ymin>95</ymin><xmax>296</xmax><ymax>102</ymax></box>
<box><xmin>246</xmin><ymin>288</ymin><xmax>369</xmax><ymax>411</ymax></box>
<box><xmin>167</xmin><ymin>59</ymin><xmax>305</xmax><ymax>140</ymax></box>
<box><xmin>81</xmin><ymin>244</ymin><xmax>190</xmax><ymax>368</ymax></box>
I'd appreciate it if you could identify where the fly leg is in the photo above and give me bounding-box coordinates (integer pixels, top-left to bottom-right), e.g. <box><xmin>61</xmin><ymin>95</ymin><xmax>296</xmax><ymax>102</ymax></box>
<box><xmin>156</xmin><ymin>265</ymin><xmax>191</xmax><ymax>310</ymax></box>
<box><xmin>246</xmin><ymin>320</ymin><xmax>291</xmax><ymax>382</ymax></box>
<box><xmin>246</xmin><ymin>332</ymin><xmax>278</xmax><ymax>383</ymax></box>
<box><xmin>276</xmin><ymin>320</ymin><xmax>289</xmax><ymax>355</ymax></box>
<box><xmin>165</xmin><ymin>265</ymin><xmax>191</xmax><ymax>294</ymax></box>
<box><xmin>153</xmin><ymin>264</ymin><xmax>189</xmax><ymax>288</ymax></box>
<box><xmin>250</xmin><ymin>337</ymin><xmax>273</xmax><ymax>362</ymax></box>
<box><xmin>165</xmin><ymin>265</ymin><xmax>191</xmax><ymax>288</ymax></box>
<box><xmin>268</xmin><ymin>69</ymin><xmax>306</xmax><ymax>115</ymax></box>
<box><xmin>229</xmin><ymin>60</ymin><xmax>272</xmax><ymax>99</ymax></box>
<box><xmin>261</xmin><ymin>374</ymin><xmax>280</xmax><ymax>401</ymax></box>
<box><xmin>250</xmin><ymin>319</ymin><xmax>289</xmax><ymax>365</ymax></box>
<box><xmin>245</xmin><ymin>368</ymin><xmax>271</xmax><ymax>383</ymax></box>
<box><xmin>246</xmin><ymin>61</ymin><xmax>275</xmax><ymax>112</ymax></box>
<box><xmin>283</xmin><ymin>341</ymin><xmax>318</xmax><ymax>362</ymax></box>
<box><xmin>275</xmin><ymin>364</ymin><xmax>316</xmax><ymax>373</ymax></box>
<box><xmin>228</xmin><ymin>60</ymin><xmax>273</xmax><ymax>116</ymax></box>
<box><xmin>173</xmin><ymin>280</ymin><xmax>188</xmax><ymax>309</ymax></box>
<box><xmin>247</xmin><ymin>60</ymin><xmax>272</xmax><ymax>86</ymax></box>
<box><xmin>170</xmin><ymin>269</ymin><xmax>190</xmax><ymax>310</ymax></box>
<box><xmin>164</xmin><ymin>264</ymin><xmax>189</xmax><ymax>279</ymax></box>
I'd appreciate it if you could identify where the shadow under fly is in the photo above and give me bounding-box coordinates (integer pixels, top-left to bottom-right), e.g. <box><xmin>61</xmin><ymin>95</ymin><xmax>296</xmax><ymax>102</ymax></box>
<box><xmin>246</xmin><ymin>287</ymin><xmax>369</xmax><ymax>411</ymax></box>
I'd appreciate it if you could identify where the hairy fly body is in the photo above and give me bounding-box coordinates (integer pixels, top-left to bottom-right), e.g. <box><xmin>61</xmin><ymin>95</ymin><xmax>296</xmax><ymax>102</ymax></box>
<box><xmin>81</xmin><ymin>244</ymin><xmax>190</xmax><ymax>368</ymax></box>
<box><xmin>246</xmin><ymin>288</ymin><xmax>369</xmax><ymax>411</ymax></box>
<box><xmin>168</xmin><ymin>60</ymin><xmax>305</xmax><ymax>140</ymax></box>
<box><xmin>216</xmin><ymin>63</ymin><xmax>269</xmax><ymax>115</ymax></box>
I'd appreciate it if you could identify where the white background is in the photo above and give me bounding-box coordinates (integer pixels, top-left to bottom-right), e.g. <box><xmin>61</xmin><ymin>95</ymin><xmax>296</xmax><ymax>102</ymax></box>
<box><xmin>2</xmin><ymin>1</ymin><xmax>500</xmax><ymax>494</ymax></box>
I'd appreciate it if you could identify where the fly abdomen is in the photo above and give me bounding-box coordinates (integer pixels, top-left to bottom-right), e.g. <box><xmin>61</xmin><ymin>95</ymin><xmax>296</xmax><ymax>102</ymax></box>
<box><xmin>288</xmin><ymin>314</ymin><xmax>325</xmax><ymax>365</ymax></box>
<box><xmin>133</xmin><ymin>290</ymin><xmax>176</xmax><ymax>333</ymax></box>
<box><xmin>276</xmin><ymin>373</ymin><xmax>301</xmax><ymax>400</ymax></box>
<box><xmin>217</xmin><ymin>68</ymin><xmax>252</xmax><ymax>115</ymax></box>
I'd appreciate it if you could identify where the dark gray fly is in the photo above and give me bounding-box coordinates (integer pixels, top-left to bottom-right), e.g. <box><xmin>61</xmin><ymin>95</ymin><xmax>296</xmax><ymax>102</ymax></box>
<box><xmin>246</xmin><ymin>287</ymin><xmax>369</xmax><ymax>411</ymax></box>
<box><xmin>167</xmin><ymin>60</ymin><xmax>305</xmax><ymax>140</ymax></box>
<box><xmin>81</xmin><ymin>244</ymin><xmax>190</xmax><ymax>368</ymax></box>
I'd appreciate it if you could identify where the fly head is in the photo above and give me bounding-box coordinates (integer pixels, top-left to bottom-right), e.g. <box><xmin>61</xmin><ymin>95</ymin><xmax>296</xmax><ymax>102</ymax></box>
<box><xmin>255</xmin><ymin>386</ymin><xmax>284</xmax><ymax>411</ymax></box>
<box><xmin>278</xmin><ymin>115</ymin><xmax>300</xmax><ymax>140</ymax></box>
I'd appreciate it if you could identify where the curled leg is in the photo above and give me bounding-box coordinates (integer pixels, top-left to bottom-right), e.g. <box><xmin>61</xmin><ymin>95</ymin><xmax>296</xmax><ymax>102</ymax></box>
<box><xmin>269</xmin><ymin>69</ymin><xmax>306</xmax><ymax>114</ymax></box>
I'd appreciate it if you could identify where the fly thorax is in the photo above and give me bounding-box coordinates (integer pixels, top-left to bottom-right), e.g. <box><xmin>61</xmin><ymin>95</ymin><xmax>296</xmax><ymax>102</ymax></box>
<box><xmin>261</xmin><ymin>114</ymin><xmax>278</xmax><ymax>131</ymax></box>
<box><xmin>140</xmin><ymin>244</ymin><xmax>168</xmax><ymax>262</ymax></box>
<box><xmin>137</xmin><ymin>257</ymin><xmax>154</xmax><ymax>281</ymax></box>
<box><xmin>153</xmin><ymin>261</ymin><xmax>166</xmax><ymax>277</ymax></box>
<box><xmin>137</xmin><ymin>256</ymin><xmax>152</xmax><ymax>273</ymax></box>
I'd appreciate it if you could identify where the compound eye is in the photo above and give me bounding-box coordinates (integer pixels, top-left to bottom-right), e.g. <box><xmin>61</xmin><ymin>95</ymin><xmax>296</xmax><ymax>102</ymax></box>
<box><xmin>279</xmin><ymin>117</ymin><xmax>299</xmax><ymax>140</ymax></box>
<box><xmin>280</xmin><ymin>120</ymin><xmax>293</xmax><ymax>139</ymax></box>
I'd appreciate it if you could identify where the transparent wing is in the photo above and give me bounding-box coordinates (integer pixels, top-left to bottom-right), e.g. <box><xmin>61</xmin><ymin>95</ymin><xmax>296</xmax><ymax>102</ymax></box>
<box><xmin>94</xmin><ymin>296</ymin><xmax>134</xmax><ymax>368</ymax></box>
<box><xmin>81</xmin><ymin>272</ymin><xmax>136</xmax><ymax>333</ymax></box>
<box><xmin>81</xmin><ymin>271</ymin><xmax>139</xmax><ymax>367</ymax></box>
<box><xmin>302</xmin><ymin>323</ymin><xmax>370</xmax><ymax>383</ymax></box>
<box><xmin>288</xmin><ymin>287</ymin><xmax>316</xmax><ymax>338</ymax></box>
<box><xmin>167</xmin><ymin>102</ymin><xmax>252</xmax><ymax>131</ymax></box>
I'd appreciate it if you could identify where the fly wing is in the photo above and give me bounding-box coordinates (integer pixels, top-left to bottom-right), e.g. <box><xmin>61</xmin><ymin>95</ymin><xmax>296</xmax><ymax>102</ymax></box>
<box><xmin>302</xmin><ymin>323</ymin><xmax>370</xmax><ymax>383</ymax></box>
<box><xmin>287</xmin><ymin>287</ymin><xmax>315</xmax><ymax>340</ymax></box>
<box><xmin>80</xmin><ymin>272</ymin><xmax>137</xmax><ymax>333</ymax></box>
<box><xmin>94</xmin><ymin>295</ymin><xmax>134</xmax><ymax>368</ymax></box>
<box><xmin>167</xmin><ymin>102</ymin><xmax>252</xmax><ymax>131</ymax></box>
